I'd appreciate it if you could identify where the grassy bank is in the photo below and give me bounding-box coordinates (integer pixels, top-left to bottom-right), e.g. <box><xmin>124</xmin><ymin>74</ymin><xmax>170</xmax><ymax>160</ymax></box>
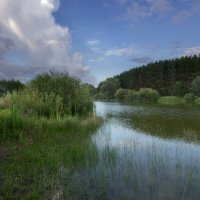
<box><xmin>0</xmin><ymin>116</ymin><xmax>102</xmax><ymax>199</ymax></box>
<box><xmin>0</xmin><ymin>72</ymin><xmax>103</xmax><ymax>199</ymax></box>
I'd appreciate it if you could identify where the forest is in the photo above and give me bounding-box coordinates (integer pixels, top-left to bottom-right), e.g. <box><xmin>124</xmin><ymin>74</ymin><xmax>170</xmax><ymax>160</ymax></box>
<box><xmin>116</xmin><ymin>55</ymin><xmax>200</xmax><ymax>95</ymax></box>
<box><xmin>96</xmin><ymin>55</ymin><xmax>200</xmax><ymax>104</ymax></box>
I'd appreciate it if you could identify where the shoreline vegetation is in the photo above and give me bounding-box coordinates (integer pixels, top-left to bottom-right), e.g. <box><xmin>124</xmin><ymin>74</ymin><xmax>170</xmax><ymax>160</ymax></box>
<box><xmin>0</xmin><ymin>72</ymin><xmax>102</xmax><ymax>199</ymax></box>
<box><xmin>95</xmin><ymin>55</ymin><xmax>200</xmax><ymax>106</ymax></box>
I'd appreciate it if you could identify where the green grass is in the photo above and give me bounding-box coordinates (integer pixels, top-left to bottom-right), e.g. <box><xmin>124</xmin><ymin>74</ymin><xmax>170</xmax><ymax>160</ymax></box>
<box><xmin>194</xmin><ymin>97</ymin><xmax>200</xmax><ymax>105</ymax></box>
<box><xmin>0</xmin><ymin>115</ymin><xmax>102</xmax><ymax>199</ymax></box>
<box><xmin>0</xmin><ymin>90</ymin><xmax>102</xmax><ymax>199</ymax></box>
<box><xmin>157</xmin><ymin>96</ymin><xmax>182</xmax><ymax>105</ymax></box>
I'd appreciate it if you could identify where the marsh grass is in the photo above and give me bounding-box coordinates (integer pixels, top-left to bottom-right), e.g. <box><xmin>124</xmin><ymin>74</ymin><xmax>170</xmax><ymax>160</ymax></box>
<box><xmin>0</xmin><ymin>115</ymin><xmax>102</xmax><ymax>199</ymax></box>
<box><xmin>0</xmin><ymin>80</ymin><xmax>102</xmax><ymax>199</ymax></box>
<box><xmin>57</xmin><ymin>144</ymin><xmax>200</xmax><ymax>200</ymax></box>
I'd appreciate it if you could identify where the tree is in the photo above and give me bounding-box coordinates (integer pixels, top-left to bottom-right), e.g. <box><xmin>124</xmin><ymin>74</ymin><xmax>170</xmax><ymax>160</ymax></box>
<box><xmin>83</xmin><ymin>83</ymin><xmax>96</xmax><ymax>96</ymax></box>
<box><xmin>116</xmin><ymin>55</ymin><xmax>200</xmax><ymax>95</ymax></box>
<box><xmin>191</xmin><ymin>76</ymin><xmax>200</xmax><ymax>96</ymax></box>
<box><xmin>115</xmin><ymin>88</ymin><xmax>129</xmax><ymax>101</ymax></box>
<box><xmin>100</xmin><ymin>78</ymin><xmax>120</xmax><ymax>99</ymax></box>
<box><xmin>169</xmin><ymin>81</ymin><xmax>185</xmax><ymax>96</ymax></box>
<box><xmin>0</xmin><ymin>80</ymin><xmax>24</xmax><ymax>96</ymax></box>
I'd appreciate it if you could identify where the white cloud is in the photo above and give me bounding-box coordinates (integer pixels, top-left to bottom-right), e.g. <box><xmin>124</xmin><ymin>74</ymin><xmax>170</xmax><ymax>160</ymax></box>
<box><xmin>86</xmin><ymin>39</ymin><xmax>100</xmax><ymax>46</ymax></box>
<box><xmin>184</xmin><ymin>46</ymin><xmax>200</xmax><ymax>56</ymax></box>
<box><xmin>124</xmin><ymin>0</ymin><xmax>173</xmax><ymax>22</ymax></box>
<box><xmin>89</xmin><ymin>57</ymin><xmax>104</xmax><ymax>63</ymax></box>
<box><xmin>90</xmin><ymin>47</ymin><xmax>102</xmax><ymax>54</ymax></box>
<box><xmin>0</xmin><ymin>0</ymin><xmax>95</xmax><ymax>83</ymax></box>
<box><xmin>105</xmin><ymin>46</ymin><xmax>140</xmax><ymax>57</ymax></box>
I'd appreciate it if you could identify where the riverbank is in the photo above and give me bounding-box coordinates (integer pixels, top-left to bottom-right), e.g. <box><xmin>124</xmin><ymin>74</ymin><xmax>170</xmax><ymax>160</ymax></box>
<box><xmin>0</xmin><ymin>72</ymin><xmax>103</xmax><ymax>199</ymax></box>
<box><xmin>0</xmin><ymin>114</ymin><xmax>102</xmax><ymax>199</ymax></box>
<box><xmin>97</xmin><ymin>96</ymin><xmax>200</xmax><ymax>106</ymax></box>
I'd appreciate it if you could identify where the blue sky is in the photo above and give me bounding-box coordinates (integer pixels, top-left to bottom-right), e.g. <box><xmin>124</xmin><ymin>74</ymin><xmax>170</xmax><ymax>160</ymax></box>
<box><xmin>53</xmin><ymin>0</ymin><xmax>200</xmax><ymax>83</ymax></box>
<box><xmin>0</xmin><ymin>0</ymin><xmax>200</xmax><ymax>83</ymax></box>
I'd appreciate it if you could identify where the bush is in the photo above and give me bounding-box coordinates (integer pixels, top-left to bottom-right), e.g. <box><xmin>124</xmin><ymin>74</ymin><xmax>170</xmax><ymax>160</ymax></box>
<box><xmin>157</xmin><ymin>96</ymin><xmax>181</xmax><ymax>105</ymax></box>
<box><xmin>194</xmin><ymin>97</ymin><xmax>200</xmax><ymax>105</ymax></box>
<box><xmin>183</xmin><ymin>93</ymin><xmax>195</xmax><ymax>104</ymax></box>
<box><xmin>115</xmin><ymin>89</ymin><xmax>129</xmax><ymax>101</ymax></box>
<box><xmin>139</xmin><ymin>88</ymin><xmax>160</xmax><ymax>103</ymax></box>
<box><xmin>99</xmin><ymin>78</ymin><xmax>120</xmax><ymax>100</ymax></box>
<box><xmin>10</xmin><ymin>88</ymin><xmax>63</xmax><ymax>118</ymax></box>
<box><xmin>191</xmin><ymin>76</ymin><xmax>200</xmax><ymax>96</ymax></box>
<box><xmin>169</xmin><ymin>81</ymin><xmax>185</xmax><ymax>96</ymax></box>
<box><xmin>0</xmin><ymin>80</ymin><xmax>24</xmax><ymax>96</ymax></box>
<box><xmin>127</xmin><ymin>90</ymin><xmax>140</xmax><ymax>103</ymax></box>
<box><xmin>29</xmin><ymin>72</ymin><xmax>93</xmax><ymax>115</ymax></box>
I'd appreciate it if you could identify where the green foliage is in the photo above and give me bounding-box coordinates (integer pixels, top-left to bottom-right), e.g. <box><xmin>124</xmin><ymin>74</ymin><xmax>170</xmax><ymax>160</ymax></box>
<box><xmin>116</xmin><ymin>55</ymin><xmax>200</xmax><ymax>95</ymax></box>
<box><xmin>99</xmin><ymin>77</ymin><xmax>120</xmax><ymax>99</ymax></box>
<box><xmin>0</xmin><ymin>72</ymin><xmax>100</xmax><ymax>143</ymax></box>
<box><xmin>194</xmin><ymin>97</ymin><xmax>200</xmax><ymax>105</ymax></box>
<box><xmin>10</xmin><ymin>88</ymin><xmax>63</xmax><ymax>118</ymax></box>
<box><xmin>169</xmin><ymin>81</ymin><xmax>185</xmax><ymax>96</ymax></box>
<box><xmin>115</xmin><ymin>88</ymin><xmax>129</xmax><ymax>101</ymax></box>
<box><xmin>191</xmin><ymin>76</ymin><xmax>200</xmax><ymax>96</ymax></box>
<box><xmin>0</xmin><ymin>79</ymin><xmax>24</xmax><ymax>96</ymax></box>
<box><xmin>157</xmin><ymin>96</ymin><xmax>181</xmax><ymax>105</ymax></box>
<box><xmin>114</xmin><ymin>88</ymin><xmax>160</xmax><ymax>103</ymax></box>
<box><xmin>127</xmin><ymin>90</ymin><xmax>140</xmax><ymax>103</ymax></box>
<box><xmin>139</xmin><ymin>88</ymin><xmax>160</xmax><ymax>102</ymax></box>
<box><xmin>183</xmin><ymin>93</ymin><xmax>195</xmax><ymax>104</ymax></box>
<box><xmin>30</xmin><ymin>72</ymin><xmax>93</xmax><ymax>115</ymax></box>
<box><xmin>83</xmin><ymin>83</ymin><xmax>96</xmax><ymax>96</ymax></box>
<box><xmin>94</xmin><ymin>92</ymin><xmax>107</xmax><ymax>100</ymax></box>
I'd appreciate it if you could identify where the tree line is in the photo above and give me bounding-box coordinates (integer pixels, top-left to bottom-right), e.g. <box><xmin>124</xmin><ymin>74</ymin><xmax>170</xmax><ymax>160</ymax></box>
<box><xmin>96</xmin><ymin>55</ymin><xmax>200</xmax><ymax>101</ymax></box>
<box><xmin>116</xmin><ymin>55</ymin><xmax>200</xmax><ymax>95</ymax></box>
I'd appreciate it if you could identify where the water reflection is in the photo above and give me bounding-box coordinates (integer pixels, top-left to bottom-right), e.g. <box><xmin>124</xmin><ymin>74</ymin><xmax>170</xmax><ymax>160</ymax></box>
<box><xmin>89</xmin><ymin>102</ymin><xmax>200</xmax><ymax>199</ymax></box>
<box><xmin>61</xmin><ymin>102</ymin><xmax>200</xmax><ymax>200</ymax></box>
<box><xmin>94</xmin><ymin>101</ymin><xmax>200</xmax><ymax>144</ymax></box>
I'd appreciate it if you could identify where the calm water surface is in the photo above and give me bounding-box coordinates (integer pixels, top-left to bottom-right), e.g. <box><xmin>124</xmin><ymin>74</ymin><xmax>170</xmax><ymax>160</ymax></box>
<box><xmin>62</xmin><ymin>102</ymin><xmax>200</xmax><ymax>200</ymax></box>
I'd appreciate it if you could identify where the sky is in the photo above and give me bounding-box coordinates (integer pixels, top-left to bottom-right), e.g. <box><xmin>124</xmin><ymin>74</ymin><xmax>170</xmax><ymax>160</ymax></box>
<box><xmin>0</xmin><ymin>0</ymin><xmax>200</xmax><ymax>84</ymax></box>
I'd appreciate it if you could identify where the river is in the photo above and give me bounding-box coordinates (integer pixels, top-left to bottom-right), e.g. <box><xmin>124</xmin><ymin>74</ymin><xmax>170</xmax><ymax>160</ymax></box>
<box><xmin>62</xmin><ymin>101</ymin><xmax>200</xmax><ymax>199</ymax></box>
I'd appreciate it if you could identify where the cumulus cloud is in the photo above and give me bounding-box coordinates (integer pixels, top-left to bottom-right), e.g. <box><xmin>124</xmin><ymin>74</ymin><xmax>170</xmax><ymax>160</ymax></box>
<box><xmin>0</xmin><ymin>0</ymin><xmax>95</xmax><ymax>83</ymax></box>
<box><xmin>184</xmin><ymin>46</ymin><xmax>200</xmax><ymax>56</ymax></box>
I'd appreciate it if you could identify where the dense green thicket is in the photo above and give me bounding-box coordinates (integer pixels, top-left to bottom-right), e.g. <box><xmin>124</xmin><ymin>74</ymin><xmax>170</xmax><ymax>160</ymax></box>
<box><xmin>30</xmin><ymin>72</ymin><xmax>93</xmax><ymax>115</ymax></box>
<box><xmin>115</xmin><ymin>88</ymin><xmax>160</xmax><ymax>103</ymax></box>
<box><xmin>0</xmin><ymin>80</ymin><xmax>24</xmax><ymax>96</ymax></box>
<box><xmin>116</xmin><ymin>55</ymin><xmax>200</xmax><ymax>95</ymax></box>
<box><xmin>0</xmin><ymin>72</ymin><xmax>99</xmax><ymax>142</ymax></box>
<box><xmin>96</xmin><ymin>77</ymin><xmax>120</xmax><ymax>100</ymax></box>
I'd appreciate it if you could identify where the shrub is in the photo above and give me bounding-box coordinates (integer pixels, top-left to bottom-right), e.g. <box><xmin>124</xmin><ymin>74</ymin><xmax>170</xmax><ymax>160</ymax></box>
<box><xmin>0</xmin><ymin>80</ymin><xmax>24</xmax><ymax>96</ymax></box>
<box><xmin>157</xmin><ymin>96</ymin><xmax>181</xmax><ymax>105</ymax></box>
<box><xmin>10</xmin><ymin>88</ymin><xmax>63</xmax><ymax>118</ymax></box>
<box><xmin>191</xmin><ymin>76</ymin><xmax>200</xmax><ymax>96</ymax></box>
<box><xmin>29</xmin><ymin>72</ymin><xmax>93</xmax><ymax>115</ymax></box>
<box><xmin>115</xmin><ymin>89</ymin><xmax>129</xmax><ymax>101</ymax></box>
<box><xmin>139</xmin><ymin>88</ymin><xmax>160</xmax><ymax>103</ymax></box>
<box><xmin>183</xmin><ymin>93</ymin><xmax>195</xmax><ymax>104</ymax></box>
<box><xmin>194</xmin><ymin>97</ymin><xmax>200</xmax><ymax>105</ymax></box>
<box><xmin>99</xmin><ymin>78</ymin><xmax>120</xmax><ymax>100</ymax></box>
<box><xmin>169</xmin><ymin>81</ymin><xmax>185</xmax><ymax>96</ymax></box>
<box><xmin>127</xmin><ymin>90</ymin><xmax>140</xmax><ymax>103</ymax></box>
